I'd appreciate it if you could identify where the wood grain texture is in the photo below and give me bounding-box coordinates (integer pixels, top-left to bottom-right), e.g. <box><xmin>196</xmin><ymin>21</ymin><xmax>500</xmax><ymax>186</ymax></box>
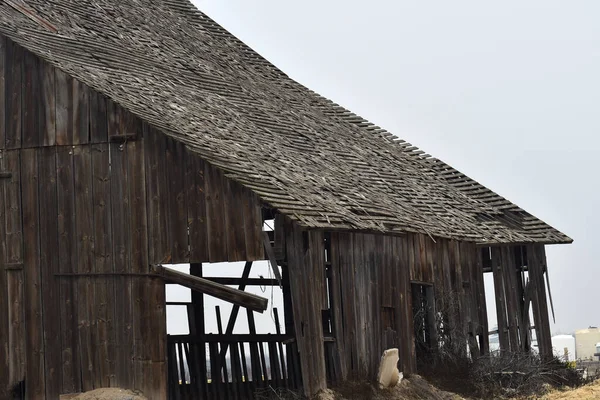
<box><xmin>205</xmin><ymin>161</ymin><xmax>227</xmax><ymax>262</ymax></box>
<box><xmin>40</xmin><ymin>59</ymin><xmax>56</xmax><ymax>146</ymax></box>
<box><xmin>55</xmin><ymin>68</ymin><xmax>72</xmax><ymax>146</ymax></box>
<box><xmin>91</xmin><ymin>143</ymin><xmax>114</xmax><ymax>387</ymax></box>
<box><xmin>285</xmin><ymin>220</ymin><xmax>327</xmax><ymax>396</ymax></box>
<box><xmin>185</xmin><ymin>152</ymin><xmax>208</xmax><ymax>262</ymax></box>
<box><xmin>144</xmin><ymin>125</ymin><xmax>170</xmax><ymax>264</ymax></box>
<box><xmin>0</xmin><ymin>148</ymin><xmax>9</xmax><ymax>397</ymax></box>
<box><xmin>0</xmin><ymin>36</ymin><xmax>5</xmax><ymax>150</ymax></box>
<box><xmin>57</xmin><ymin>146</ymin><xmax>81</xmax><ymax>393</ymax></box>
<box><xmin>22</xmin><ymin>50</ymin><xmax>40</xmax><ymax>148</ymax></box>
<box><xmin>6</xmin><ymin>40</ymin><xmax>22</xmax><ymax>149</ymax></box>
<box><xmin>165</xmin><ymin>137</ymin><xmax>188</xmax><ymax>262</ymax></box>
<box><xmin>109</xmin><ymin>139</ymin><xmax>134</xmax><ymax>388</ymax></box>
<box><xmin>38</xmin><ymin>147</ymin><xmax>61</xmax><ymax>398</ymax></box>
<box><xmin>73</xmin><ymin>145</ymin><xmax>96</xmax><ymax>391</ymax></box>
<box><xmin>21</xmin><ymin>148</ymin><xmax>45</xmax><ymax>399</ymax></box>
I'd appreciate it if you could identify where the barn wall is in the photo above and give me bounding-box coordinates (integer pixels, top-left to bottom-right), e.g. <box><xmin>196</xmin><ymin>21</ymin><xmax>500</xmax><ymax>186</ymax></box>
<box><xmin>282</xmin><ymin>224</ymin><xmax>490</xmax><ymax>397</ymax></box>
<box><xmin>0</xmin><ymin>37</ymin><xmax>264</xmax><ymax>399</ymax></box>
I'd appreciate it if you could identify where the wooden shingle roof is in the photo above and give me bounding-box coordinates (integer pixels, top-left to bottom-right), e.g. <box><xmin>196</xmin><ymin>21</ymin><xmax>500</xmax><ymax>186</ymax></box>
<box><xmin>0</xmin><ymin>0</ymin><xmax>572</xmax><ymax>244</ymax></box>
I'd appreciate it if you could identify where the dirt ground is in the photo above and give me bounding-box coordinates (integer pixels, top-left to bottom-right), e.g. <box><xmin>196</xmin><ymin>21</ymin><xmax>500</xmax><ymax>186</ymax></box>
<box><xmin>59</xmin><ymin>388</ymin><xmax>147</xmax><ymax>400</ymax></box>
<box><xmin>328</xmin><ymin>375</ymin><xmax>465</xmax><ymax>400</ymax></box>
<box><xmin>57</xmin><ymin>378</ymin><xmax>600</xmax><ymax>400</ymax></box>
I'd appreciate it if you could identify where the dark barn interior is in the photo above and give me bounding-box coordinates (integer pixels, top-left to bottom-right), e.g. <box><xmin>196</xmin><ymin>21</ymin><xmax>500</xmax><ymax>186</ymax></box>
<box><xmin>0</xmin><ymin>1</ymin><xmax>572</xmax><ymax>399</ymax></box>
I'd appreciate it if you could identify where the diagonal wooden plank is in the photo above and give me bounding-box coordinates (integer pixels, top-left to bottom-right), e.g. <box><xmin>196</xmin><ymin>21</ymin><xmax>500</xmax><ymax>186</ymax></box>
<box><xmin>218</xmin><ymin>261</ymin><xmax>252</xmax><ymax>362</ymax></box>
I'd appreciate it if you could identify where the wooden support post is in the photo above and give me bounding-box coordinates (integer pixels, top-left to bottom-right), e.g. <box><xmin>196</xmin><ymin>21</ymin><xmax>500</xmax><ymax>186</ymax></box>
<box><xmin>285</xmin><ymin>222</ymin><xmax>327</xmax><ymax>397</ymax></box>
<box><xmin>477</xmin><ymin>248</ymin><xmax>490</xmax><ymax>355</ymax></box>
<box><xmin>491</xmin><ymin>247</ymin><xmax>509</xmax><ymax>353</ymax></box>
<box><xmin>189</xmin><ymin>263</ymin><xmax>207</xmax><ymax>399</ymax></box>
<box><xmin>152</xmin><ymin>265</ymin><xmax>267</xmax><ymax>312</ymax></box>
<box><xmin>527</xmin><ymin>245</ymin><xmax>553</xmax><ymax>360</ymax></box>
<box><xmin>500</xmin><ymin>247</ymin><xmax>520</xmax><ymax>353</ymax></box>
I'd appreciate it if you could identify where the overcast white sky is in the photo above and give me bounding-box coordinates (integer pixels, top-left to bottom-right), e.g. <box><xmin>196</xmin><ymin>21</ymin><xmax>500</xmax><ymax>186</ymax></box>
<box><xmin>189</xmin><ymin>0</ymin><xmax>599</xmax><ymax>335</ymax></box>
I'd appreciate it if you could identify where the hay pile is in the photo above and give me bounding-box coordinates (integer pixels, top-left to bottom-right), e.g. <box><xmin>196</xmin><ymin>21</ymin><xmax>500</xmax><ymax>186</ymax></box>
<box><xmin>60</xmin><ymin>388</ymin><xmax>146</xmax><ymax>400</ymax></box>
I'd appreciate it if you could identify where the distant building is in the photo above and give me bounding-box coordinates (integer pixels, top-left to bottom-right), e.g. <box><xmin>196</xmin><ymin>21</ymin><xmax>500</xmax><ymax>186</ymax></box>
<box><xmin>552</xmin><ymin>335</ymin><xmax>576</xmax><ymax>361</ymax></box>
<box><xmin>575</xmin><ymin>327</ymin><xmax>600</xmax><ymax>360</ymax></box>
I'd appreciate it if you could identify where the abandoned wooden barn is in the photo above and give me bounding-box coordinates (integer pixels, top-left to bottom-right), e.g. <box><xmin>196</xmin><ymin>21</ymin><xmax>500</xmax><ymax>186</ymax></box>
<box><xmin>0</xmin><ymin>0</ymin><xmax>572</xmax><ymax>399</ymax></box>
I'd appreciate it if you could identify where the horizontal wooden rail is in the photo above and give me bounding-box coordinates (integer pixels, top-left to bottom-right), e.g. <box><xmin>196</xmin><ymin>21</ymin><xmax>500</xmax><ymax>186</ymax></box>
<box><xmin>168</xmin><ymin>334</ymin><xmax>292</xmax><ymax>343</ymax></box>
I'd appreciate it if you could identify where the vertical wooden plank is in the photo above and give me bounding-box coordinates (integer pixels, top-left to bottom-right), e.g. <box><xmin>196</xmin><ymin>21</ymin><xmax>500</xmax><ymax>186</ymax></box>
<box><xmin>501</xmin><ymin>246</ymin><xmax>520</xmax><ymax>352</ymax></box>
<box><xmin>56</xmin><ymin>73</ymin><xmax>89</xmax><ymax>146</ymax></box>
<box><xmin>417</xmin><ymin>234</ymin><xmax>427</xmax><ymax>282</ymax></box>
<box><xmin>476</xmin><ymin>248</ymin><xmax>490</xmax><ymax>355</ymax></box>
<box><xmin>144</xmin><ymin>125</ymin><xmax>170</xmax><ymax>264</ymax></box>
<box><xmin>6</xmin><ymin>40</ymin><xmax>22</xmax><ymax>149</ymax></box>
<box><xmin>238</xmin><ymin>342</ymin><xmax>251</xmax><ymax>397</ymax></box>
<box><xmin>4</xmin><ymin>150</ymin><xmax>22</xmax><ymax>270</ymax></box>
<box><xmin>328</xmin><ymin>232</ymin><xmax>347</xmax><ymax>382</ymax></box>
<box><xmin>166</xmin><ymin>138</ymin><xmax>188</xmax><ymax>262</ymax></box>
<box><xmin>209</xmin><ymin>341</ymin><xmax>221</xmax><ymax>399</ymax></box>
<box><xmin>285</xmin><ymin>221</ymin><xmax>327</xmax><ymax>396</ymax></box>
<box><xmin>6</xmin><ymin>254</ymin><xmax>25</xmax><ymax>391</ymax></box>
<box><xmin>110</xmin><ymin>138</ymin><xmax>134</xmax><ymax>389</ymax></box>
<box><xmin>57</xmin><ymin>146</ymin><xmax>81</xmax><ymax>393</ymax></box>
<box><xmin>243</xmin><ymin>190</ymin><xmax>263</xmax><ymax>261</ymax></box>
<box><xmin>398</xmin><ymin>235</ymin><xmax>416</xmax><ymax>374</ymax></box>
<box><xmin>89</xmin><ymin>92</ymin><xmax>108</xmax><ymax>143</ymax></box>
<box><xmin>73</xmin><ymin>144</ymin><xmax>96</xmax><ymax>391</ymax></box>
<box><xmin>39</xmin><ymin>147</ymin><xmax>61</xmax><ymax>398</ymax></box>
<box><xmin>527</xmin><ymin>245</ymin><xmax>552</xmax><ymax>360</ymax></box>
<box><xmin>92</xmin><ymin>143</ymin><xmax>114</xmax><ymax>387</ymax></box>
<box><xmin>186</xmin><ymin>152</ymin><xmax>208</xmax><ymax>262</ymax></box>
<box><xmin>22</xmin><ymin>50</ymin><xmax>40</xmax><ymax>148</ymax></box>
<box><xmin>40</xmin><ymin>59</ymin><xmax>56</xmax><ymax>146</ymax></box>
<box><xmin>273</xmin><ymin>308</ymin><xmax>288</xmax><ymax>387</ymax></box>
<box><xmin>452</xmin><ymin>240</ymin><xmax>464</xmax><ymax>350</ymax></box>
<box><xmin>131</xmin><ymin>131</ymin><xmax>167</xmax><ymax>398</ymax></box>
<box><xmin>0</xmin><ymin>36</ymin><xmax>6</xmax><ymax>149</ymax></box>
<box><xmin>491</xmin><ymin>247</ymin><xmax>509</xmax><ymax>353</ymax></box>
<box><xmin>189</xmin><ymin>263</ymin><xmax>207</xmax><ymax>398</ymax></box>
<box><xmin>73</xmin><ymin>79</ymin><xmax>89</xmax><ymax>144</ymax></box>
<box><xmin>246</xmin><ymin>309</ymin><xmax>262</xmax><ymax>388</ymax></box>
<box><xmin>0</xmin><ymin>150</ymin><xmax>10</xmax><ymax>398</ymax></box>
<box><xmin>224</xmin><ymin>179</ymin><xmax>247</xmax><ymax>262</ymax></box>
<box><xmin>205</xmin><ymin>163</ymin><xmax>227</xmax><ymax>262</ymax></box>
<box><xmin>55</xmin><ymin>69</ymin><xmax>72</xmax><ymax>145</ymax></box>
<box><xmin>460</xmin><ymin>243</ymin><xmax>476</xmax><ymax>356</ymax></box>
<box><xmin>338</xmin><ymin>232</ymin><xmax>357</xmax><ymax>378</ymax></box>
<box><xmin>21</xmin><ymin>148</ymin><xmax>45</xmax><ymax>398</ymax></box>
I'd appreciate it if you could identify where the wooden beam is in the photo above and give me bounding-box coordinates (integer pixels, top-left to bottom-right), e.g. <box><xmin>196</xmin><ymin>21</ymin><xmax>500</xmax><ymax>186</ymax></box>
<box><xmin>263</xmin><ymin>231</ymin><xmax>283</xmax><ymax>287</ymax></box>
<box><xmin>152</xmin><ymin>265</ymin><xmax>267</xmax><ymax>312</ymax></box>
<box><xmin>206</xmin><ymin>277</ymin><xmax>280</xmax><ymax>286</ymax></box>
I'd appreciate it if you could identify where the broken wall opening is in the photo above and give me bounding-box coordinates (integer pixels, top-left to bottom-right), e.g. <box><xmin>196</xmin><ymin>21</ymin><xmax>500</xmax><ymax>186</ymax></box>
<box><xmin>163</xmin><ymin>255</ymin><xmax>301</xmax><ymax>398</ymax></box>
<box><xmin>411</xmin><ymin>282</ymin><xmax>437</xmax><ymax>361</ymax></box>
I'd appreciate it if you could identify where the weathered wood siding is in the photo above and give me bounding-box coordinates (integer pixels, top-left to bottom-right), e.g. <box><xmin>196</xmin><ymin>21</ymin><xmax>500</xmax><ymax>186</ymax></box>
<box><xmin>0</xmin><ymin>37</ymin><xmax>264</xmax><ymax>399</ymax></box>
<box><xmin>328</xmin><ymin>232</ymin><xmax>415</xmax><ymax>381</ymax></box>
<box><xmin>283</xmin><ymin>226</ymin><xmax>490</xmax><ymax>396</ymax></box>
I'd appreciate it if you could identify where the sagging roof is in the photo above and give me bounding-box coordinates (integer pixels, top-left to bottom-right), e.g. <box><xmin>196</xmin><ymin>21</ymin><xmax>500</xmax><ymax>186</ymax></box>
<box><xmin>0</xmin><ymin>0</ymin><xmax>572</xmax><ymax>245</ymax></box>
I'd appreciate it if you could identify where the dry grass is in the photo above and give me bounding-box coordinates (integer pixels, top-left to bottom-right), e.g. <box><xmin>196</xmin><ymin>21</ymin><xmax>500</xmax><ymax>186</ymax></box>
<box><xmin>530</xmin><ymin>379</ymin><xmax>600</xmax><ymax>400</ymax></box>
